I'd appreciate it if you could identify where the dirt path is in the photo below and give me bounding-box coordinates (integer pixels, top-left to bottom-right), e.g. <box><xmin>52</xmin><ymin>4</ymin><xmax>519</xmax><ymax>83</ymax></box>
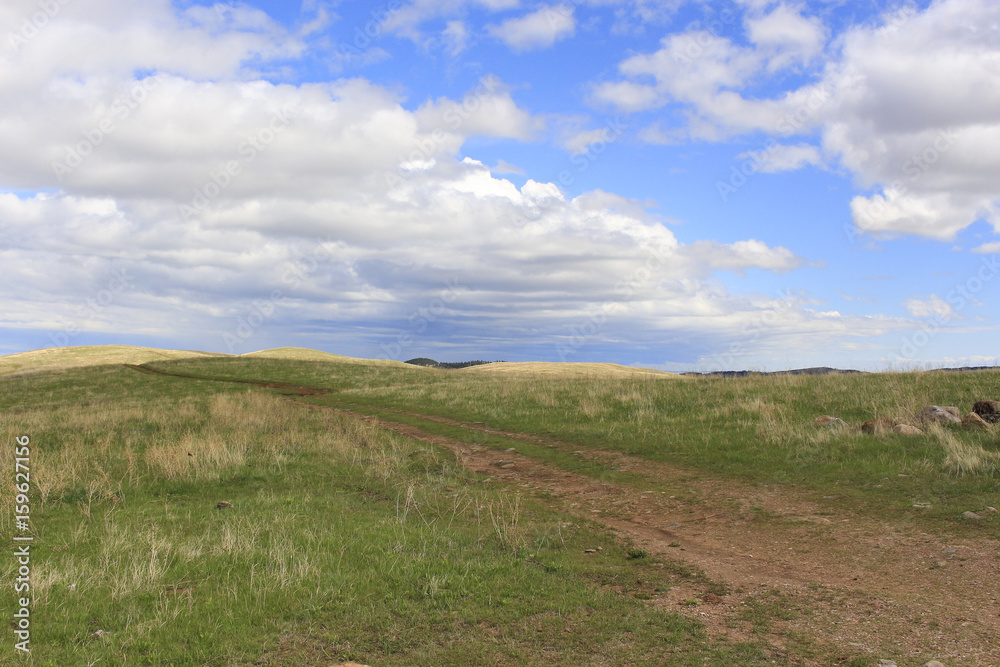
<box><xmin>128</xmin><ymin>365</ymin><xmax>1000</xmax><ymax>664</ymax></box>
<box><xmin>317</xmin><ymin>403</ymin><xmax>1000</xmax><ymax>666</ymax></box>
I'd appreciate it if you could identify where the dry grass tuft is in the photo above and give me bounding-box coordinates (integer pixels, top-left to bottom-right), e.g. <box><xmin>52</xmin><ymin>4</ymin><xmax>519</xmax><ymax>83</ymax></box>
<box><xmin>932</xmin><ymin>424</ymin><xmax>1000</xmax><ymax>475</ymax></box>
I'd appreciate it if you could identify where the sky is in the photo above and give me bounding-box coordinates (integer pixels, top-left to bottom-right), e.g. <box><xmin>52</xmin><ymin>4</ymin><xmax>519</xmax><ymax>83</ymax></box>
<box><xmin>1</xmin><ymin>0</ymin><xmax>998</xmax><ymax>371</ymax></box>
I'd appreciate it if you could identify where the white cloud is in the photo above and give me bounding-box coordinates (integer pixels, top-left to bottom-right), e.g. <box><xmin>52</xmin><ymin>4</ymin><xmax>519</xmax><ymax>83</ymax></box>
<box><xmin>0</xmin><ymin>0</ymin><xmax>916</xmax><ymax>365</ymax></box>
<box><xmin>415</xmin><ymin>78</ymin><xmax>543</xmax><ymax>141</ymax></box>
<box><xmin>972</xmin><ymin>241</ymin><xmax>1000</xmax><ymax>254</ymax></box>
<box><xmin>594</xmin><ymin>0</ymin><xmax>1000</xmax><ymax>241</ymax></box>
<box><xmin>736</xmin><ymin>143</ymin><xmax>824</xmax><ymax>174</ymax></box>
<box><xmin>904</xmin><ymin>295</ymin><xmax>961</xmax><ymax>321</ymax></box>
<box><xmin>488</xmin><ymin>5</ymin><xmax>575</xmax><ymax>52</ymax></box>
<box><xmin>442</xmin><ymin>20</ymin><xmax>469</xmax><ymax>55</ymax></box>
<box><xmin>491</xmin><ymin>159</ymin><xmax>524</xmax><ymax>175</ymax></box>
<box><xmin>745</xmin><ymin>4</ymin><xmax>826</xmax><ymax>72</ymax></box>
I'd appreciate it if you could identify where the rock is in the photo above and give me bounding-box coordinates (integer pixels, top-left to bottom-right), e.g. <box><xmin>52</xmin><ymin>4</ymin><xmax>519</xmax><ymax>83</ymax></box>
<box><xmin>924</xmin><ymin>661</ymin><xmax>946</xmax><ymax>667</ymax></box>
<box><xmin>862</xmin><ymin>417</ymin><xmax>894</xmax><ymax>434</ymax></box>
<box><xmin>973</xmin><ymin>400</ymin><xmax>1000</xmax><ymax>423</ymax></box>
<box><xmin>962</xmin><ymin>511</ymin><xmax>982</xmax><ymax>520</ymax></box>
<box><xmin>919</xmin><ymin>405</ymin><xmax>962</xmax><ymax>424</ymax></box>
<box><xmin>216</xmin><ymin>501</ymin><xmax>233</xmax><ymax>509</ymax></box>
<box><xmin>877</xmin><ymin>661</ymin><xmax>898</xmax><ymax>667</ymax></box>
<box><xmin>328</xmin><ymin>663</ymin><xmax>371</xmax><ymax>667</ymax></box>
<box><xmin>893</xmin><ymin>424</ymin><xmax>923</xmax><ymax>436</ymax></box>
<box><xmin>814</xmin><ymin>415</ymin><xmax>848</xmax><ymax>428</ymax></box>
<box><xmin>962</xmin><ymin>412</ymin><xmax>991</xmax><ymax>430</ymax></box>
<box><xmin>988</xmin><ymin>507</ymin><xmax>998</xmax><ymax>513</ymax></box>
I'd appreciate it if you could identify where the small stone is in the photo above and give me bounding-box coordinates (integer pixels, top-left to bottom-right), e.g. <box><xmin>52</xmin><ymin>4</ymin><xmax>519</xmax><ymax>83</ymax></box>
<box><xmin>877</xmin><ymin>660</ymin><xmax>898</xmax><ymax>667</ymax></box>
<box><xmin>216</xmin><ymin>501</ymin><xmax>233</xmax><ymax>509</ymax></box>
<box><xmin>924</xmin><ymin>661</ymin><xmax>946</xmax><ymax>667</ymax></box>
<box><xmin>988</xmin><ymin>507</ymin><xmax>998</xmax><ymax>513</ymax></box>
<box><xmin>962</xmin><ymin>511</ymin><xmax>982</xmax><ymax>520</ymax></box>
<box><xmin>892</xmin><ymin>424</ymin><xmax>923</xmax><ymax>436</ymax></box>
<box><xmin>962</xmin><ymin>412</ymin><xmax>991</xmax><ymax>430</ymax></box>
<box><xmin>92</xmin><ymin>629</ymin><xmax>111</xmax><ymax>638</ymax></box>
<box><xmin>814</xmin><ymin>415</ymin><xmax>848</xmax><ymax>428</ymax></box>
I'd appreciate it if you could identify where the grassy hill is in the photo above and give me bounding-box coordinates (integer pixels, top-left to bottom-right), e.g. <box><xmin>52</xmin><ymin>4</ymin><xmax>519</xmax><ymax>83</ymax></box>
<box><xmin>0</xmin><ymin>345</ymin><xmax>223</xmax><ymax>377</ymax></box>
<box><xmin>1</xmin><ymin>346</ymin><xmax>998</xmax><ymax>665</ymax></box>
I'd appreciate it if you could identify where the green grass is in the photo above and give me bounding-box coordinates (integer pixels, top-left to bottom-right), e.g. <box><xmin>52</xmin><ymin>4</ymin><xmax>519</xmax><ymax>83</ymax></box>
<box><xmin>1</xmin><ymin>363</ymin><xmax>795</xmax><ymax>665</ymax></box>
<box><xmin>141</xmin><ymin>356</ymin><xmax>1000</xmax><ymax>533</ymax></box>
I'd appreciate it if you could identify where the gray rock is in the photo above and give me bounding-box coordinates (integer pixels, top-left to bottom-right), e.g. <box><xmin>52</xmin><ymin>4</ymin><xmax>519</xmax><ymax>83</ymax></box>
<box><xmin>924</xmin><ymin>661</ymin><xmax>946</xmax><ymax>667</ymax></box>
<box><xmin>893</xmin><ymin>424</ymin><xmax>923</xmax><ymax>436</ymax></box>
<box><xmin>962</xmin><ymin>511</ymin><xmax>982</xmax><ymax>520</ymax></box>
<box><xmin>919</xmin><ymin>405</ymin><xmax>962</xmax><ymax>424</ymax></box>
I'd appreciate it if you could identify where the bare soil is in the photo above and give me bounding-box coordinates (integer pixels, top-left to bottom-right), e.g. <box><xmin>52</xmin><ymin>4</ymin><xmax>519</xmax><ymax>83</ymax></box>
<box><xmin>324</xmin><ymin>404</ymin><xmax>1000</xmax><ymax>666</ymax></box>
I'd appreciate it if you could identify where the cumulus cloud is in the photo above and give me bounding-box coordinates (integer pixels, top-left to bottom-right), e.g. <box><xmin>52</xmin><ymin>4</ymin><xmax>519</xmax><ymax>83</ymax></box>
<box><xmin>904</xmin><ymin>295</ymin><xmax>961</xmax><ymax>321</ymax></box>
<box><xmin>488</xmin><ymin>5</ymin><xmax>575</xmax><ymax>52</ymax></box>
<box><xmin>596</xmin><ymin>0</ymin><xmax>1000</xmax><ymax>241</ymax></box>
<box><xmin>0</xmin><ymin>0</ymin><xmax>905</xmax><ymax>365</ymax></box>
<box><xmin>745</xmin><ymin>3</ymin><xmax>826</xmax><ymax>71</ymax></box>
<box><xmin>737</xmin><ymin>143</ymin><xmax>824</xmax><ymax>173</ymax></box>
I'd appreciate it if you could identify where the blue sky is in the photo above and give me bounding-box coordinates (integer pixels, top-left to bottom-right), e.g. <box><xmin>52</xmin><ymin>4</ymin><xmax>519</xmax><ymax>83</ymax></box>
<box><xmin>1</xmin><ymin>0</ymin><xmax>998</xmax><ymax>370</ymax></box>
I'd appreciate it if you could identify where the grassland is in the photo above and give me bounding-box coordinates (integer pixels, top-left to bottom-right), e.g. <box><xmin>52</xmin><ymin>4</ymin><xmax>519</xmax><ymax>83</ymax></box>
<box><xmin>1</xmin><ymin>347</ymin><xmax>998</xmax><ymax>665</ymax></box>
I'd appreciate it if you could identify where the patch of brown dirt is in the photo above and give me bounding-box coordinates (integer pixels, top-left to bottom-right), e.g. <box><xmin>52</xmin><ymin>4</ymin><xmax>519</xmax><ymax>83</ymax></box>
<box><xmin>322</xmin><ymin>404</ymin><xmax>1000</xmax><ymax>666</ymax></box>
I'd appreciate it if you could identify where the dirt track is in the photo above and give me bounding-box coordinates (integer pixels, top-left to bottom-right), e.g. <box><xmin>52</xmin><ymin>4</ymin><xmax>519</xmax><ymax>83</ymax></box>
<box><xmin>128</xmin><ymin>365</ymin><xmax>1000</xmax><ymax>665</ymax></box>
<box><xmin>318</xmin><ymin>404</ymin><xmax>1000</xmax><ymax>666</ymax></box>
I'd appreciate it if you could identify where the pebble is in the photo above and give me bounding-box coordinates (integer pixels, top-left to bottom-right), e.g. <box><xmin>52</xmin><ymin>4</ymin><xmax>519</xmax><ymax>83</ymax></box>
<box><xmin>924</xmin><ymin>662</ymin><xmax>946</xmax><ymax>667</ymax></box>
<box><xmin>962</xmin><ymin>511</ymin><xmax>982</xmax><ymax>520</ymax></box>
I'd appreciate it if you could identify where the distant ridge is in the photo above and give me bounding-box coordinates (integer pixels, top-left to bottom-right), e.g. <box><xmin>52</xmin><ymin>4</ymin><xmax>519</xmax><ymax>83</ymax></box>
<box><xmin>458</xmin><ymin>361</ymin><xmax>683</xmax><ymax>379</ymax></box>
<box><xmin>404</xmin><ymin>358</ymin><xmax>497</xmax><ymax>369</ymax></box>
<box><xmin>685</xmin><ymin>367</ymin><xmax>864</xmax><ymax>378</ymax></box>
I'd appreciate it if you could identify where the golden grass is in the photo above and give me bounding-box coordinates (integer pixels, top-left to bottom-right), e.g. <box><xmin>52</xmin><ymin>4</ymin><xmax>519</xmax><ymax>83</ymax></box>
<box><xmin>458</xmin><ymin>361</ymin><xmax>685</xmax><ymax>379</ymax></box>
<box><xmin>0</xmin><ymin>345</ymin><xmax>221</xmax><ymax>377</ymax></box>
<box><xmin>0</xmin><ymin>344</ymin><xmax>411</xmax><ymax>378</ymax></box>
<box><xmin>241</xmin><ymin>347</ymin><xmax>408</xmax><ymax>367</ymax></box>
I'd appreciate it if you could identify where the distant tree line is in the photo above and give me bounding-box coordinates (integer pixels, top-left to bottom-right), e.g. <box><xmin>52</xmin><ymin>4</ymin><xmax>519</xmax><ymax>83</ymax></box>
<box><xmin>404</xmin><ymin>358</ymin><xmax>503</xmax><ymax>369</ymax></box>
